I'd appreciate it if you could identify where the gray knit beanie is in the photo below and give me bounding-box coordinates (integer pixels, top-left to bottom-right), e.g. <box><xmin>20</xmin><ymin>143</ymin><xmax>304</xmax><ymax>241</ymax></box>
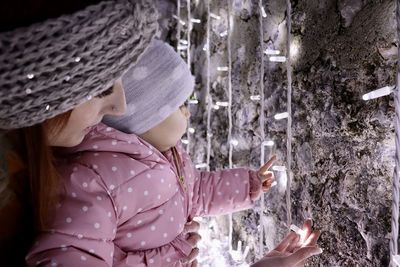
<box><xmin>103</xmin><ymin>39</ymin><xmax>195</xmax><ymax>135</ymax></box>
<box><xmin>0</xmin><ymin>0</ymin><xmax>159</xmax><ymax>130</ymax></box>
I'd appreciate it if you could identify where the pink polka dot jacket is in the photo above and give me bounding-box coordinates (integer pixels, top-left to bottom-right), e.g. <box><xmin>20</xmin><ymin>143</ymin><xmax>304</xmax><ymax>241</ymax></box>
<box><xmin>26</xmin><ymin>123</ymin><xmax>261</xmax><ymax>266</ymax></box>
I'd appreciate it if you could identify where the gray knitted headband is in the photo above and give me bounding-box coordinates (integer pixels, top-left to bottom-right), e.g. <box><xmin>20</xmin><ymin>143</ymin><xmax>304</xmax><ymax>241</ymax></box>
<box><xmin>0</xmin><ymin>0</ymin><xmax>159</xmax><ymax>130</ymax></box>
<box><xmin>103</xmin><ymin>39</ymin><xmax>195</xmax><ymax>135</ymax></box>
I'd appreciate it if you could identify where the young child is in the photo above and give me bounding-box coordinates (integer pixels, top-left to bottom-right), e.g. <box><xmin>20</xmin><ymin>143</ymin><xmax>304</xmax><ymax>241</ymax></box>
<box><xmin>27</xmin><ymin>39</ymin><xmax>275</xmax><ymax>266</ymax></box>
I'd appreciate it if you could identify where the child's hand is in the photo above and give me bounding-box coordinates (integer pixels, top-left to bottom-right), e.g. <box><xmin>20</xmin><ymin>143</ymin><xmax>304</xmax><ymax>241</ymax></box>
<box><xmin>258</xmin><ymin>155</ymin><xmax>277</xmax><ymax>192</ymax></box>
<box><xmin>250</xmin><ymin>155</ymin><xmax>276</xmax><ymax>201</ymax></box>
<box><xmin>181</xmin><ymin>219</ymin><xmax>201</xmax><ymax>266</ymax></box>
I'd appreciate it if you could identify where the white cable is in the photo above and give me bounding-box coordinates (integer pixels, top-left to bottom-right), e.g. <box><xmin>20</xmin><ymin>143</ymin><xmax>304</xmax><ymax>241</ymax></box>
<box><xmin>258</xmin><ymin>0</ymin><xmax>266</xmax><ymax>259</ymax></box>
<box><xmin>227</xmin><ymin>0</ymin><xmax>234</xmax><ymax>253</ymax></box>
<box><xmin>285</xmin><ymin>0</ymin><xmax>293</xmax><ymax>229</ymax></box>
<box><xmin>206</xmin><ymin>0</ymin><xmax>212</xmax><ymax>172</ymax></box>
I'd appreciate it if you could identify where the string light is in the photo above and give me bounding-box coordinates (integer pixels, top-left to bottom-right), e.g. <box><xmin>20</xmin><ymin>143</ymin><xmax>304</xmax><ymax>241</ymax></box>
<box><xmin>274</xmin><ymin>112</ymin><xmax>289</xmax><ymax>120</ymax></box>
<box><xmin>210</xmin><ymin>13</ymin><xmax>221</xmax><ymax>20</ymax></box>
<box><xmin>25</xmin><ymin>88</ymin><xmax>32</xmax><ymax>94</ymax></box>
<box><xmin>261</xmin><ymin>6</ymin><xmax>267</xmax><ymax>18</ymax></box>
<box><xmin>172</xmin><ymin>14</ymin><xmax>186</xmax><ymax>25</ymax></box>
<box><xmin>250</xmin><ymin>95</ymin><xmax>261</xmax><ymax>101</ymax></box>
<box><xmin>195</xmin><ymin>163</ymin><xmax>208</xmax><ymax>169</ymax></box>
<box><xmin>217</xmin><ymin>66</ymin><xmax>229</xmax><ymax>71</ymax></box>
<box><xmin>27</xmin><ymin>73</ymin><xmax>34</xmax><ymax>79</ymax></box>
<box><xmin>180</xmin><ymin>39</ymin><xmax>189</xmax><ymax>45</ymax></box>
<box><xmin>216</xmin><ymin>101</ymin><xmax>229</xmax><ymax>107</ymax></box>
<box><xmin>213</xmin><ymin>104</ymin><xmax>220</xmax><ymax>110</ymax></box>
<box><xmin>272</xmin><ymin>165</ymin><xmax>286</xmax><ymax>172</ymax></box>
<box><xmin>191</xmin><ymin>18</ymin><xmax>201</xmax><ymax>23</ymax></box>
<box><xmin>74</xmin><ymin>57</ymin><xmax>81</xmax><ymax>62</ymax></box>
<box><xmin>177</xmin><ymin>45</ymin><xmax>189</xmax><ymax>50</ymax></box>
<box><xmin>230</xmin><ymin>139</ymin><xmax>239</xmax><ymax>146</ymax></box>
<box><xmin>220</xmin><ymin>30</ymin><xmax>228</xmax><ymax>37</ymax></box>
<box><xmin>262</xmin><ymin>140</ymin><xmax>275</xmax><ymax>147</ymax></box>
<box><xmin>269</xmin><ymin>56</ymin><xmax>287</xmax><ymax>62</ymax></box>
<box><xmin>181</xmin><ymin>139</ymin><xmax>189</xmax><ymax>144</ymax></box>
<box><xmin>188</xmin><ymin>99</ymin><xmax>199</xmax><ymax>104</ymax></box>
<box><xmin>188</xmin><ymin>127</ymin><xmax>195</xmax><ymax>134</ymax></box>
<box><xmin>362</xmin><ymin>85</ymin><xmax>395</xmax><ymax>101</ymax></box>
<box><xmin>264</xmin><ymin>49</ymin><xmax>280</xmax><ymax>55</ymax></box>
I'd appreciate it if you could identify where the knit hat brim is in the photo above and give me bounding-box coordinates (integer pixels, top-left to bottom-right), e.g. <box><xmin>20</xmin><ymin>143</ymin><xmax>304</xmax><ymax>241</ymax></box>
<box><xmin>0</xmin><ymin>0</ymin><xmax>159</xmax><ymax>130</ymax></box>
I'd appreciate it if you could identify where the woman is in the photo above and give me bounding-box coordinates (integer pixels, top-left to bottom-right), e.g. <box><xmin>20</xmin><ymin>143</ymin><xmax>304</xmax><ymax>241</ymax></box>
<box><xmin>0</xmin><ymin>0</ymin><xmax>321</xmax><ymax>266</ymax></box>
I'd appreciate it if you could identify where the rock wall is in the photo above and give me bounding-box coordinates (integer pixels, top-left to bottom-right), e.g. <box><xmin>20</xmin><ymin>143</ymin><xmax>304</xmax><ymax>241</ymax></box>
<box><xmin>161</xmin><ymin>0</ymin><xmax>397</xmax><ymax>265</ymax></box>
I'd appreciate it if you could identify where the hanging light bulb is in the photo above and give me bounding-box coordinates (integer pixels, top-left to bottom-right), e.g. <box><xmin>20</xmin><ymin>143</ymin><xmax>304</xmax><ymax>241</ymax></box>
<box><xmin>274</xmin><ymin>112</ymin><xmax>289</xmax><ymax>120</ymax></box>
<box><xmin>230</xmin><ymin>139</ymin><xmax>239</xmax><ymax>146</ymax></box>
<box><xmin>272</xmin><ymin>165</ymin><xmax>286</xmax><ymax>172</ymax></box>
<box><xmin>181</xmin><ymin>139</ymin><xmax>189</xmax><ymax>144</ymax></box>
<box><xmin>216</xmin><ymin>101</ymin><xmax>229</xmax><ymax>107</ymax></box>
<box><xmin>264</xmin><ymin>49</ymin><xmax>280</xmax><ymax>55</ymax></box>
<box><xmin>172</xmin><ymin>15</ymin><xmax>186</xmax><ymax>25</ymax></box>
<box><xmin>269</xmin><ymin>56</ymin><xmax>287</xmax><ymax>62</ymax></box>
<box><xmin>262</xmin><ymin>140</ymin><xmax>275</xmax><ymax>147</ymax></box>
<box><xmin>217</xmin><ymin>66</ymin><xmax>229</xmax><ymax>71</ymax></box>
<box><xmin>220</xmin><ymin>30</ymin><xmax>228</xmax><ymax>37</ymax></box>
<box><xmin>191</xmin><ymin>18</ymin><xmax>201</xmax><ymax>23</ymax></box>
<box><xmin>261</xmin><ymin>6</ymin><xmax>267</xmax><ymax>18</ymax></box>
<box><xmin>210</xmin><ymin>13</ymin><xmax>221</xmax><ymax>20</ymax></box>
<box><xmin>195</xmin><ymin>163</ymin><xmax>208</xmax><ymax>169</ymax></box>
<box><xmin>250</xmin><ymin>95</ymin><xmax>261</xmax><ymax>101</ymax></box>
<box><xmin>362</xmin><ymin>85</ymin><xmax>395</xmax><ymax>101</ymax></box>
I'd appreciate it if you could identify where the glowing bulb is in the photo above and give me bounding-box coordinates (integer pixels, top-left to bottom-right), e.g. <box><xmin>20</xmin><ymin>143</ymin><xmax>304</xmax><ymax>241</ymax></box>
<box><xmin>177</xmin><ymin>45</ymin><xmax>188</xmax><ymax>50</ymax></box>
<box><xmin>210</xmin><ymin>13</ymin><xmax>221</xmax><ymax>20</ymax></box>
<box><xmin>181</xmin><ymin>139</ymin><xmax>189</xmax><ymax>144</ymax></box>
<box><xmin>191</xmin><ymin>18</ymin><xmax>201</xmax><ymax>23</ymax></box>
<box><xmin>172</xmin><ymin>15</ymin><xmax>186</xmax><ymax>25</ymax></box>
<box><xmin>250</xmin><ymin>95</ymin><xmax>261</xmax><ymax>101</ymax></box>
<box><xmin>188</xmin><ymin>127</ymin><xmax>195</xmax><ymax>134</ymax></box>
<box><xmin>180</xmin><ymin>39</ymin><xmax>188</xmax><ymax>45</ymax></box>
<box><xmin>213</xmin><ymin>104</ymin><xmax>220</xmax><ymax>110</ymax></box>
<box><xmin>195</xmin><ymin>163</ymin><xmax>208</xmax><ymax>169</ymax></box>
<box><xmin>272</xmin><ymin>165</ymin><xmax>286</xmax><ymax>172</ymax></box>
<box><xmin>261</xmin><ymin>6</ymin><xmax>267</xmax><ymax>18</ymax></box>
<box><xmin>274</xmin><ymin>112</ymin><xmax>289</xmax><ymax>120</ymax></box>
<box><xmin>230</xmin><ymin>139</ymin><xmax>239</xmax><ymax>146</ymax></box>
<box><xmin>290</xmin><ymin>41</ymin><xmax>300</xmax><ymax>58</ymax></box>
<box><xmin>217</xmin><ymin>66</ymin><xmax>229</xmax><ymax>71</ymax></box>
<box><xmin>188</xmin><ymin>99</ymin><xmax>198</xmax><ymax>104</ymax></box>
<box><xmin>262</xmin><ymin>140</ymin><xmax>275</xmax><ymax>147</ymax></box>
<box><xmin>290</xmin><ymin>224</ymin><xmax>307</xmax><ymax>244</ymax></box>
<box><xmin>220</xmin><ymin>30</ymin><xmax>228</xmax><ymax>37</ymax></box>
<box><xmin>393</xmin><ymin>255</ymin><xmax>400</xmax><ymax>266</ymax></box>
<box><xmin>269</xmin><ymin>56</ymin><xmax>286</xmax><ymax>62</ymax></box>
<box><xmin>362</xmin><ymin>85</ymin><xmax>395</xmax><ymax>101</ymax></box>
<box><xmin>216</xmin><ymin>101</ymin><xmax>229</xmax><ymax>107</ymax></box>
<box><xmin>264</xmin><ymin>49</ymin><xmax>280</xmax><ymax>55</ymax></box>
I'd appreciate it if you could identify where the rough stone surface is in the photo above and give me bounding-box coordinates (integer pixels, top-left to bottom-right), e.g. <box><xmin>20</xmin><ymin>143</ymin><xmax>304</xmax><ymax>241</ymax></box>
<box><xmin>163</xmin><ymin>0</ymin><xmax>397</xmax><ymax>266</ymax></box>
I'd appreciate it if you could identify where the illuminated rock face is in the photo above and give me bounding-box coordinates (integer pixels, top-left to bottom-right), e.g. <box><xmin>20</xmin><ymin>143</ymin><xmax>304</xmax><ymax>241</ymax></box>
<box><xmin>160</xmin><ymin>0</ymin><xmax>397</xmax><ymax>266</ymax></box>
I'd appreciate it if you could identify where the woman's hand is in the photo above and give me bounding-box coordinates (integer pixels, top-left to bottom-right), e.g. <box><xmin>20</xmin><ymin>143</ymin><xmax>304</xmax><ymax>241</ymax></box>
<box><xmin>181</xmin><ymin>219</ymin><xmax>201</xmax><ymax>267</ymax></box>
<box><xmin>251</xmin><ymin>219</ymin><xmax>322</xmax><ymax>267</ymax></box>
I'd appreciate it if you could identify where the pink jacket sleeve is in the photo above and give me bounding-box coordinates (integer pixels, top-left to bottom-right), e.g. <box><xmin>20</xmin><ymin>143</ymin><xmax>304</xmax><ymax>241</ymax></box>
<box><xmin>190</xmin><ymin>168</ymin><xmax>261</xmax><ymax>217</ymax></box>
<box><xmin>26</xmin><ymin>164</ymin><xmax>190</xmax><ymax>267</ymax></box>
